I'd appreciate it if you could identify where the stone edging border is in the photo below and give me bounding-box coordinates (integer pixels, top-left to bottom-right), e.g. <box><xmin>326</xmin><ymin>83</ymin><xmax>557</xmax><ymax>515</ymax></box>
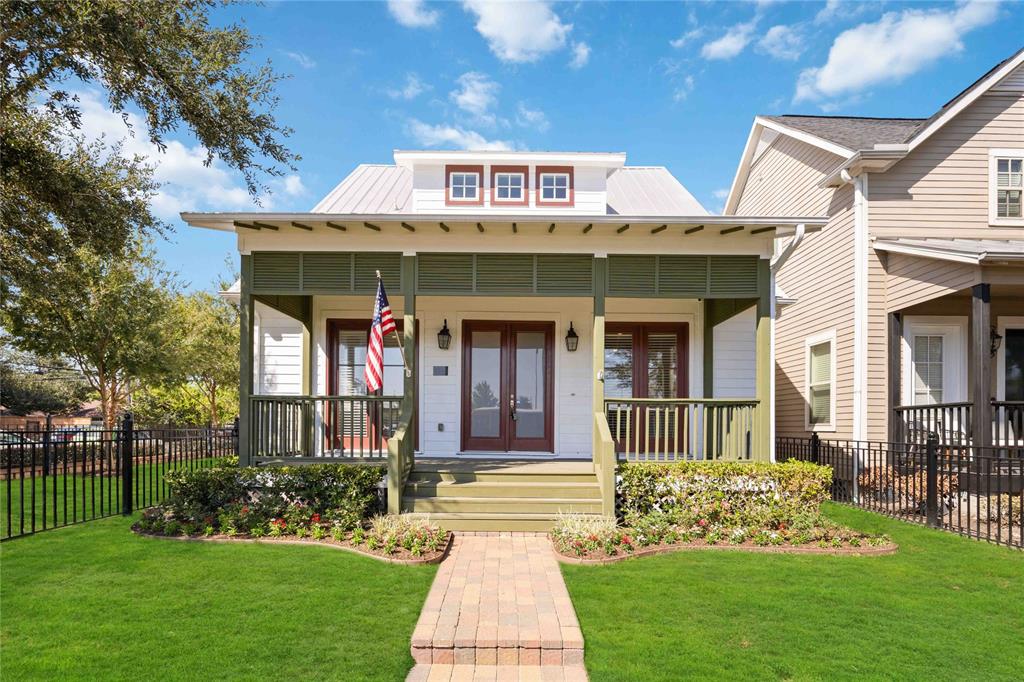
<box><xmin>131</xmin><ymin>526</ymin><xmax>453</xmax><ymax>566</ymax></box>
<box><xmin>553</xmin><ymin>541</ymin><xmax>898</xmax><ymax>565</ymax></box>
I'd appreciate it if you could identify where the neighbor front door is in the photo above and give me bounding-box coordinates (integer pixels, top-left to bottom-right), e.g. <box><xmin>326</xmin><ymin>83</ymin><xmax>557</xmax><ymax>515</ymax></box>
<box><xmin>462</xmin><ymin>321</ymin><xmax>554</xmax><ymax>452</ymax></box>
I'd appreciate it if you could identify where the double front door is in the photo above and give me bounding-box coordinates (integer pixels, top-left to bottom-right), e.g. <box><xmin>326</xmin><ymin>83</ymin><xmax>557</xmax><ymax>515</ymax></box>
<box><xmin>462</xmin><ymin>321</ymin><xmax>554</xmax><ymax>452</ymax></box>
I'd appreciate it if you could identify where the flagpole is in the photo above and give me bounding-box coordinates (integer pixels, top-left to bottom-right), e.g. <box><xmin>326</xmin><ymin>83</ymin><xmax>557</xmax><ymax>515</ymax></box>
<box><xmin>377</xmin><ymin>270</ymin><xmax>411</xmax><ymax>377</ymax></box>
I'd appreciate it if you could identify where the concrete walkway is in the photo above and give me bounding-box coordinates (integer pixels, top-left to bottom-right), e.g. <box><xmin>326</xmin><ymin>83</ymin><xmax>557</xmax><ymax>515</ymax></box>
<box><xmin>407</xmin><ymin>533</ymin><xmax>587</xmax><ymax>681</ymax></box>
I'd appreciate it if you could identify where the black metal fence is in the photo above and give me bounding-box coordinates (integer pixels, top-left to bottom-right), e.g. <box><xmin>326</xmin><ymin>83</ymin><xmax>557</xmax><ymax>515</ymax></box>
<box><xmin>777</xmin><ymin>435</ymin><xmax>1023</xmax><ymax>549</ymax></box>
<box><xmin>2</xmin><ymin>415</ymin><xmax>237</xmax><ymax>541</ymax></box>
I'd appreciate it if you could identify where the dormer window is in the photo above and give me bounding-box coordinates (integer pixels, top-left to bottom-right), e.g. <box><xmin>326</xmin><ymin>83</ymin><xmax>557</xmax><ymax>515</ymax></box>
<box><xmin>446</xmin><ymin>165</ymin><xmax>484</xmax><ymax>206</ymax></box>
<box><xmin>536</xmin><ymin>166</ymin><xmax>574</xmax><ymax>207</ymax></box>
<box><xmin>490</xmin><ymin>165</ymin><xmax>528</xmax><ymax>206</ymax></box>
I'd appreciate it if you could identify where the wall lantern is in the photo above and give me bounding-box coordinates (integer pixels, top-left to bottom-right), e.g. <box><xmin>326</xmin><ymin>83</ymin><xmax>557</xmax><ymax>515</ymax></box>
<box><xmin>990</xmin><ymin>326</ymin><xmax>1003</xmax><ymax>357</ymax></box>
<box><xmin>437</xmin><ymin>319</ymin><xmax>452</xmax><ymax>350</ymax></box>
<box><xmin>565</xmin><ymin>322</ymin><xmax>579</xmax><ymax>353</ymax></box>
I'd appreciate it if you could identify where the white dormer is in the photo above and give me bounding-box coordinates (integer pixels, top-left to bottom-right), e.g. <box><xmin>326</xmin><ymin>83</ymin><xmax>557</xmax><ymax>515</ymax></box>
<box><xmin>393</xmin><ymin>150</ymin><xmax>627</xmax><ymax>215</ymax></box>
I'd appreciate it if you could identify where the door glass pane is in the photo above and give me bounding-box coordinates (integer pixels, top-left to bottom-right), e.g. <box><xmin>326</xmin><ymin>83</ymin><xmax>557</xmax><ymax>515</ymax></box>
<box><xmin>335</xmin><ymin>328</ymin><xmax>404</xmax><ymax>396</ymax></box>
<box><xmin>470</xmin><ymin>331</ymin><xmax>501</xmax><ymax>439</ymax></box>
<box><xmin>604</xmin><ymin>332</ymin><xmax>634</xmax><ymax>399</ymax></box>
<box><xmin>1006</xmin><ymin>329</ymin><xmax>1024</xmax><ymax>401</ymax></box>
<box><xmin>514</xmin><ymin>331</ymin><xmax>546</xmax><ymax>439</ymax></box>
<box><xmin>647</xmin><ymin>332</ymin><xmax>679</xmax><ymax>398</ymax></box>
<box><xmin>913</xmin><ymin>335</ymin><xmax>944</xmax><ymax>404</ymax></box>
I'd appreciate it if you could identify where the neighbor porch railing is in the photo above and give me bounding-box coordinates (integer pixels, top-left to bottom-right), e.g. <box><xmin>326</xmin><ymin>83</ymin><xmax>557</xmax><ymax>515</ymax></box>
<box><xmin>250</xmin><ymin>395</ymin><xmax>403</xmax><ymax>461</ymax></box>
<box><xmin>893</xmin><ymin>401</ymin><xmax>1024</xmax><ymax>449</ymax></box>
<box><xmin>604</xmin><ymin>398</ymin><xmax>758</xmax><ymax>461</ymax></box>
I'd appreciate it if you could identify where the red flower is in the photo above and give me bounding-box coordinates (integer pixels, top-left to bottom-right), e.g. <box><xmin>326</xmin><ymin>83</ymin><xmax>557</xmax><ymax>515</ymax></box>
<box><xmin>241</xmin><ymin>506</ymin><xmax>249</xmax><ymax>514</ymax></box>
<box><xmin>698</xmin><ymin>519</ymin><xmax>708</xmax><ymax>527</ymax></box>
<box><xmin>311</xmin><ymin>513</ymin><xmax>321</xmax><ymax>523</ymax></box>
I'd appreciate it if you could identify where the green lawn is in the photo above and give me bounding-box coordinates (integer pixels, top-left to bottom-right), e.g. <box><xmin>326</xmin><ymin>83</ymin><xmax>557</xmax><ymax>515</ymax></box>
<box><xmin>1</xmin><ymin>516</ymin><xmax>436</xmax><ymax>681</ymax></box>
<box><xmin>562</xmin><ymin>503</ymin><xmax>1024</xmax><ymax>682</ymax></box>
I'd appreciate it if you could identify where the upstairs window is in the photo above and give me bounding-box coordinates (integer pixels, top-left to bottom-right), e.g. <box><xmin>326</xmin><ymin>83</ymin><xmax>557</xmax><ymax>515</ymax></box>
<box><xmin>536</xmin><ymin>166</ymin><xmax>574</xmax><ymax>206</ymax></box>
<box><xmin>446</xmin><ymin>165</ymin><xmax>484</xmax><ymax>205</ymax></box>
<box><xmin>989</xmin><ymin>150</ymin><xmax>1024</xmax><ymax>224</ymax></box>
<box><xmin>490</xmin><ymin>166</ymin><xmax>528</xmax><ymax>205</ymax></box>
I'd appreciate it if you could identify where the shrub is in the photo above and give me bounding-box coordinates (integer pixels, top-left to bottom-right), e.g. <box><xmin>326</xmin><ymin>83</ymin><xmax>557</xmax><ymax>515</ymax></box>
<box><xmin>356</xmin><ymin>515</ymin><xmax>447</xmax><ymax>556</ymax></box>
<box><xmin>550</xmin><ymin>514</ymin><xmax>635</xmax><ymax>557</ymax></box>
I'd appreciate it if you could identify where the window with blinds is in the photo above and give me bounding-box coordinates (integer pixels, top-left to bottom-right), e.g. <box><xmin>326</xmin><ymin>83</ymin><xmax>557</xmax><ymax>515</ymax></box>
<box><xmin>647</xmin><ymin>333</ymin><xmax>679</xmax><ymax>399</ymax></box>
<box><xmin>603</xmin><ymin>325</ymin><xmax>686</xmax><ymax>399</ymax></box>
<box><xmin>332</xmin><ymin>324</ymin><xmax>404</xmax><ymax>396</ymax></box>
<box><xmin>807</xmin><ymin>339</ymin><xmax>833</xmax><ymax>426</ymax></box>
<box><xmin>604</xmin><ymin>332</ymin><xmax>634</xmax><ymax>399</ymax></box>
<box><xmin>912</xmin><ymin>335</ymin><xmax>944</xmax><ymax>405</ymax></box>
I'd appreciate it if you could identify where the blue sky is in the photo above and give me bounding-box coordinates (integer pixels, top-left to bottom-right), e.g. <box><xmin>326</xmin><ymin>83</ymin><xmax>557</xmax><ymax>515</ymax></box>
<box><xmin>83</xmin><ymin>1</ymin><xmax>1022</xmax><ymax>290</ymax></box>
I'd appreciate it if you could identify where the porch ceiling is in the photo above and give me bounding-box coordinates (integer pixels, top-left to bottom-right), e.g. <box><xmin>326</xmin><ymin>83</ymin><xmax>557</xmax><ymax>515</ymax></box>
<box><xmin>180</xmin><ymin>211</ymin><xmax>826</xmax><ymax>238</ymax></box>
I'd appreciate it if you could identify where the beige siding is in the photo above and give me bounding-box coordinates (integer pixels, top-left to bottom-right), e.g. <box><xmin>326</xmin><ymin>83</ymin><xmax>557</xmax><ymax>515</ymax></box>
<box><xmin>733</xmin><ymin>134</ymin><xmax>857</xmax><ymax>438</ymax></box>
<box><xmin>865</xmin><ymin>248</ymin><xmax>888</xmax><ymax>441</ymax></box>
<box><xmin>884</xmin><ymin>253</ymin><xmax>980</xmax><ymax>311</ymax></box>
<box><xmin>870</xmin><ymin>91</ymin><xmax>1024</xmax><ymax>239</ymax></box>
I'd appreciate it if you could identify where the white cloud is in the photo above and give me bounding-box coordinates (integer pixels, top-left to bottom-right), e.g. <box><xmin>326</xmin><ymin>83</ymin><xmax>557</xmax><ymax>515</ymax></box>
<box><xmin>814</xmin><ymin>0</ymin><xmax>873</xmax><ymax>25</ymax></box>
<box><xmin>283</xmin><ymin>175</ymin><xmax>307</xmax><ymax>198</ymax></box>
<box><xmin>462</xmin><ymin>0</ymin><xmax>571</xmax><ymax>63</ymax></box>
<box><xmin>670</xmin><ymin>28</ymin><xmax>703</xmax><ymax>49</ymax></box>
<box><xmin>796</xmin><ymin>1</ymin><xmax>999</xmax><ymax>102</ymax></box>
<box><xmin>73</xmin><ymin>89</ymin><xmax>273</xmax><ymax>219</ymax></box>
<box><xmin>712</xmin><ymin>188</ymin><xmax>730</xmax><ymax>200</ymax></box>
<box><xmin>701</xmin><ymin>20</ymin><xmax>757</xmax><ymax>60</ymax></box>
<box><xmin>450</xmin><ymin>72</ymin><xmax>500</xmax><ymax>126</ymax></box>
<box><xmin>757</xmin><ymin>25</ymin><xmax>804</xmax><ymax>61</ymax></box>
<box><xmin>569</xmin><ymin>41</ymin><xmax>590</xmax><ymax>69</ymax></box>
<box><xmin>407</xmin><ymin>119</ymin><xmax>514</xmax><ymax>151</ymax></box>
<box><xmin>672</xmin><ymin>75</ymin><xmax>696</xmax><ymax>102</ymax></box>
<box><xmin>281</xmin><ymin>51</ymin><xmax>316</xmax><ymax>69</ymax></box>
<box><xmin>515</xmin><ymin>103</ymin><xmax>550</xmax><ymax>132</ymax></box>
<box><xmin>387</xmin><ymin>0</ymin><xmax>439</xmax><ymax>28</ymax></box>
<box><xmin>387</xmin><ymin>73</ymin><xmax>430</xmax><ymax>100</ymax></box>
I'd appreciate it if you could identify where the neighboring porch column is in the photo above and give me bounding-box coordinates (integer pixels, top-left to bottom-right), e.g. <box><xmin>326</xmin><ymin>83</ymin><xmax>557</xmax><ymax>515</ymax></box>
<box><xmin>887</xmin><ymin>312</ymin><xmax>904</xmax><ymax>445</ymax></box>
<box><xmin>238</xmin><ymin>254</ymin><xmax>254</xmax><ymax>467</ymax></box>
<box><xmin>971</xmin><ymin>283</ymin><xmax>992</xmax><ymax>448</ymax></box>
<box><xmin>754</xmin><ymin>259</ymin><xmax>772</xmax><ymax>460</ymax></box>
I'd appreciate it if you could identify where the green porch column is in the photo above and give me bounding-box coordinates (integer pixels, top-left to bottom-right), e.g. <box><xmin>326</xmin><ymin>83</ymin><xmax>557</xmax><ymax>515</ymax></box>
<box><xmin>402</xmin><ymin>255</ymin><xmax>416</xmax><ymax>441</ymax></box>
<box><xmin>238</xmin><ymin>254</ymin><xmax>254</xmax><ymax>467</ymax></box>
<box><xmin>592</xmin><ymin>257</ymin><xmax>607</xmax><ymax>418</ymax></box>
<box><xmin>703</xmin><ymin>300</ymin><xmax>715</xmax><ymax>398</ymax></box>
<box><xmin>755</xmin><ymin>258</ymin><xmax>772</xmax><ymax>460</ymax></box>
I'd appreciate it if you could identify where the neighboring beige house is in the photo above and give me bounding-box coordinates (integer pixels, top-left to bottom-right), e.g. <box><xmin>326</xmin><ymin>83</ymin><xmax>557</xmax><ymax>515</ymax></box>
<box><xmin>726</xmin><ymin>48</ymin><xmax>1024</xmax><ymax>448</ymax></box>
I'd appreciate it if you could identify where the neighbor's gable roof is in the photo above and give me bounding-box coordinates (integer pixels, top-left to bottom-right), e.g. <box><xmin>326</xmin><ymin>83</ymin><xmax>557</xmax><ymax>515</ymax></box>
<box><xmin>725</xmin><ymin>47</ymin><xmax>1024</xmax><ymax>214</ymax></box>
<box><xmin>312</xmin><ymin>164</ymin><xmax>708</xmax><ymax>216</ymax></box>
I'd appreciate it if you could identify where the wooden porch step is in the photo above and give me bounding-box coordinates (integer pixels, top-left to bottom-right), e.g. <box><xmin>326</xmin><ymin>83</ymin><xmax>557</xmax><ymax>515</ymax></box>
<box><xmin>404</xmin><ymin>479</ymin><xmax>601</xmax><ymax>499</ymax></box>
<box><xmin>403</xmin><ymin>496</ymin><xmax>603</xmax><ymax>515</ymax></box>
<box><xmin>403</xmin><ymin>512</ymin><xmax>590</xmax><ymax>532</ymax></box>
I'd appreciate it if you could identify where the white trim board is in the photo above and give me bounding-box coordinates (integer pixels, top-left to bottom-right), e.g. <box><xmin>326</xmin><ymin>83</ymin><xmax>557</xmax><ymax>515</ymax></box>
<box><xmin>804</xmin><ymin>329</ymin><xmax>838</xmax><ymax>433</ymax></box>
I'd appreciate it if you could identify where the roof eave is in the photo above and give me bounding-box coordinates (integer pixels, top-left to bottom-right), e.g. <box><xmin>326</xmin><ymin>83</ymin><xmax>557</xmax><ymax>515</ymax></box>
<box><xmin>821</xmin><ymin>150</ymin><xmax>907</xmax><ymax>187</ymax></box>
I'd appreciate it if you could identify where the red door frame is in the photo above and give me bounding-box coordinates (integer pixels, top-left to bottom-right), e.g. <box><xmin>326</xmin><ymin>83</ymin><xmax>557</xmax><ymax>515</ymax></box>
<box><xmin>604</xmin><ymin>322</ymin><xmax>689</xmax><ymax>398</ymax></box>
<box><xmin>461</xmin><ymin>320</ymin><xmax>555</xmax><ymax>452</ymax></box>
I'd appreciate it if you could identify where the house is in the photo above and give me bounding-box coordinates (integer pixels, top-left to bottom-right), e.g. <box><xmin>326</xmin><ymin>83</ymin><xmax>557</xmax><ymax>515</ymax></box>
<box><xmin>0</xmin><ymin>401</ymin><xmax>103</xmax><ymax>431</ymax></box>
<box><xmin>725</xmin><ymin>48</ymin><xmax>1024</xmax><ymax>450</ymax></box>
<box><xmin>183</xmin><ymin>150</ymin><xmax>825</xmax><ymax>529</ymax></box>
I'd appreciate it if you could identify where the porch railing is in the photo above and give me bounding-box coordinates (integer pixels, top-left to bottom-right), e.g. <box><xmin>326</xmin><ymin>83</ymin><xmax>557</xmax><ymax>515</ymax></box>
<box><xmin>893</xmin><ymin>401</ymin><xmax>1024</xmax><ymax>449</ymax></box>
<box><xmin>604</xmin><ymin>398</ymin><xmax>758</xmax><ymax>461</ymax></box>
<box><xmin>250</xmin><ymin>395</ymin><xmax>403</xmax><ymax>461</ymax></box>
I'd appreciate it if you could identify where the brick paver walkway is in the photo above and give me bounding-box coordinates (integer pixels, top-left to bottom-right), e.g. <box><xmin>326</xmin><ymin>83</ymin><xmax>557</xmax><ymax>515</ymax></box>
<box><xmin>407</xmin><ymin>533</ymin><xmax>586</xmax><ymax>680</ymax></box>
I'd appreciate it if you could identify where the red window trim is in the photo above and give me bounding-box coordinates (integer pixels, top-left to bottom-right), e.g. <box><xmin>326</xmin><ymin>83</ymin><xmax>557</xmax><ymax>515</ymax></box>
<box><xmin>490</xmin><ymin>165</ymin><xmax>529</xmax><ymax>206</ymax></box>
<box><xmin>604</xmin><ymin>322</ymin><xmax>689</xmax><ymax>399</ymax></box>
<box><xmin>535</xmin><ymin>165</ymin><xmax>574</xmax><ymax>207</ymax></box>
<box><xmin>445</xmin><ymin>164</ymin><xmax>484</xmax><ymax>206</ymax></box>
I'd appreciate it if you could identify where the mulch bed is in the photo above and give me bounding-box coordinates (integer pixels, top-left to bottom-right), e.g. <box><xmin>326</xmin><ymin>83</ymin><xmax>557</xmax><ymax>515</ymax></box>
<box><xmin>131</xmin><ymin>524</ymin><xmax>453</xmax><ymax>565</ymax></box>
<box><xmin>553</xmin><ymin>539</ymin><xmax>899</xmax><ymax>565</ymax></box>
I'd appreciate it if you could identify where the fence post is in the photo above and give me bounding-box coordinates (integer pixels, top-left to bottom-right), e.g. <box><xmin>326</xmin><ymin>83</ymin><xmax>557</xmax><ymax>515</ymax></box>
<box><xmin>852</xmin><ymin>443</ymin><xmax>860</xmax><ymax>505</ymax></box>
<box><xmin>206</xmin><ymin>421</ymin><xmax>213</xmax><ymax>459</ymax></box>
<box><xmin>121</xmin><ymin>413</ymin><xmax>134</xmax><ymax>516</ymax></box>
<box><xmin>42</xmin><ymin>414</ymin><xmax>53</xmax><ymax>476</ymax></box>
<box><xmin>925</xmin><ymin>432</ymin><xmax>938</xmax><ymax>527</ymax></box>
<box><xmin>810</xmin><ymin>432</ymin><xmax>820</xmax><ymax>464</ymax></box>
<box><xmin>233</xmin><ymin>416</ymin><xmax>240</xmax><ymax>458</ymax></box>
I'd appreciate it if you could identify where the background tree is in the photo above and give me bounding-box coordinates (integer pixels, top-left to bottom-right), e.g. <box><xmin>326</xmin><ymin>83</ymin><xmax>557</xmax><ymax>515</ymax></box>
<box><xmin>168</xmin><ymin>290</ymin><xmax>240</xmax><ymax>425</ymax></box>
<box><xmin>1</xmin><ymin>0</ymin><xmax>297</xmax><ymax>292</ymax></box>
<box><xmin>0</xmin><ymin>346</ymin><xmax>92</xmax><ymax>416</ymax></box>
<box><xmin>1</xmin><ymin>244</ymin><xmax>179</xmax><ymax>427</ymax></box>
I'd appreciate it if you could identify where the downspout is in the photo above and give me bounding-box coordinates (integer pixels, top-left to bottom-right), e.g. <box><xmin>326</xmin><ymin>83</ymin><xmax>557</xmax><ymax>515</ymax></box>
<box><xmin>770</xmin><ymin>223</ymin><xmax>806</xmax><ymax>274</ymax></box>
<box><xmin>768</xmin><ymin>223</ymin><xmax>805</xmax><ymax>462</ymax></box>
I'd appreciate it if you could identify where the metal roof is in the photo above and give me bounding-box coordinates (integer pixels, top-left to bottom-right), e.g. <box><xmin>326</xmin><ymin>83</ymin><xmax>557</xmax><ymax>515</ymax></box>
<box><xmin>761</xmin><ymin>116</ymin><xmax>925</xmax><ymax>152</ymax></box>
<box><xmin>873</xmin><ymin>238</ymin><xmax>1024</xmax><ymax>264</ymax></box>
<box><xmin>311</xmin><ymin>164</ymin><xmax>708</xmax><ymax>216</ymax></box>
<box><xmin>606</xmin><ymin>167</ymin><xmax>707</xmax><ymax>216</ymax></box>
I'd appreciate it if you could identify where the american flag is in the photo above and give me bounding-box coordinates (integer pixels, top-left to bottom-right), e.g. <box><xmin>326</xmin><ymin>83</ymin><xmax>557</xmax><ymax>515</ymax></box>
<box><xmin>364</xmin><ymin>277</ymin><xmax>397</xmax><ymax>392</ymax></box>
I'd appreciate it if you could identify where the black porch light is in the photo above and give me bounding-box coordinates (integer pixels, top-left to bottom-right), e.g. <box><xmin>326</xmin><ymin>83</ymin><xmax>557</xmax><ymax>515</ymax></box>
<box><xmin>437</xmin><ymin>319</ymin><xmax>452</xmax><ymax>350</ymax></box>
<box><xmin>565</xmin><ymin>322</ymin><xmax>579</xmax><ymax>352</ymax></box>
<box><xmin>990</xmin><ymin>326</ymin><xmax>1003</xmax><ymax>357</ymax></box>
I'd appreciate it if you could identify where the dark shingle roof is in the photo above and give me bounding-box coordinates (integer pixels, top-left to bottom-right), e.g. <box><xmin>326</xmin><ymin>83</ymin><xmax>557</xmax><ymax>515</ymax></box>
<box><xmin>761</xmin><ymin>115</ymin><xmax>926</xmax><ymax>151</ymax></box>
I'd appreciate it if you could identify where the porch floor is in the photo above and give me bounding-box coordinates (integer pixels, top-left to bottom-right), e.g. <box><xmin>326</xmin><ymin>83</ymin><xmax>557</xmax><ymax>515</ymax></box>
<box><xmin>412</xmin><ymin>459</ymin><xmax>595</xmax><ymax>476</ymax></box>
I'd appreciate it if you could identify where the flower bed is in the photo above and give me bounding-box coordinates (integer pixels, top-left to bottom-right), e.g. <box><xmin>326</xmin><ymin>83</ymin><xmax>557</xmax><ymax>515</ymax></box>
<box><xmin>551</xmin><ymin>461</ymin><xmax>894</xmax><ymax>561</ymax></box>
<box><xmin>133</xmin><ymin>462</ymin><xmax>450</xmax><ymax>562</ymax></box>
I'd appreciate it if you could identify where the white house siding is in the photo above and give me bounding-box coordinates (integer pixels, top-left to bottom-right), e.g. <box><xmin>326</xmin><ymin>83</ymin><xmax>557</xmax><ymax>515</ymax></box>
<box><xmin>712</xmin><ymin>306</ymin><xmax>756</xmax><ymax>398</ymax></box>
<box><xmin>254</xmin><ymin>301</ymin><xmax>303</xmax><ymax>395</ymax></box>
<box><xmin>733</xmin><ymin>133</ymin><xmax>857</xmax><ymax>438</ymax></box>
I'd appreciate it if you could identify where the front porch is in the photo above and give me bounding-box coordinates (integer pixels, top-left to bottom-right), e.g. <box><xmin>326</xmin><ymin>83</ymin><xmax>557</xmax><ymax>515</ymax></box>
<box><xmin>233</xmin><ymin>240</ymin><xmax>778</xmax><ymax>523</ymax></box>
